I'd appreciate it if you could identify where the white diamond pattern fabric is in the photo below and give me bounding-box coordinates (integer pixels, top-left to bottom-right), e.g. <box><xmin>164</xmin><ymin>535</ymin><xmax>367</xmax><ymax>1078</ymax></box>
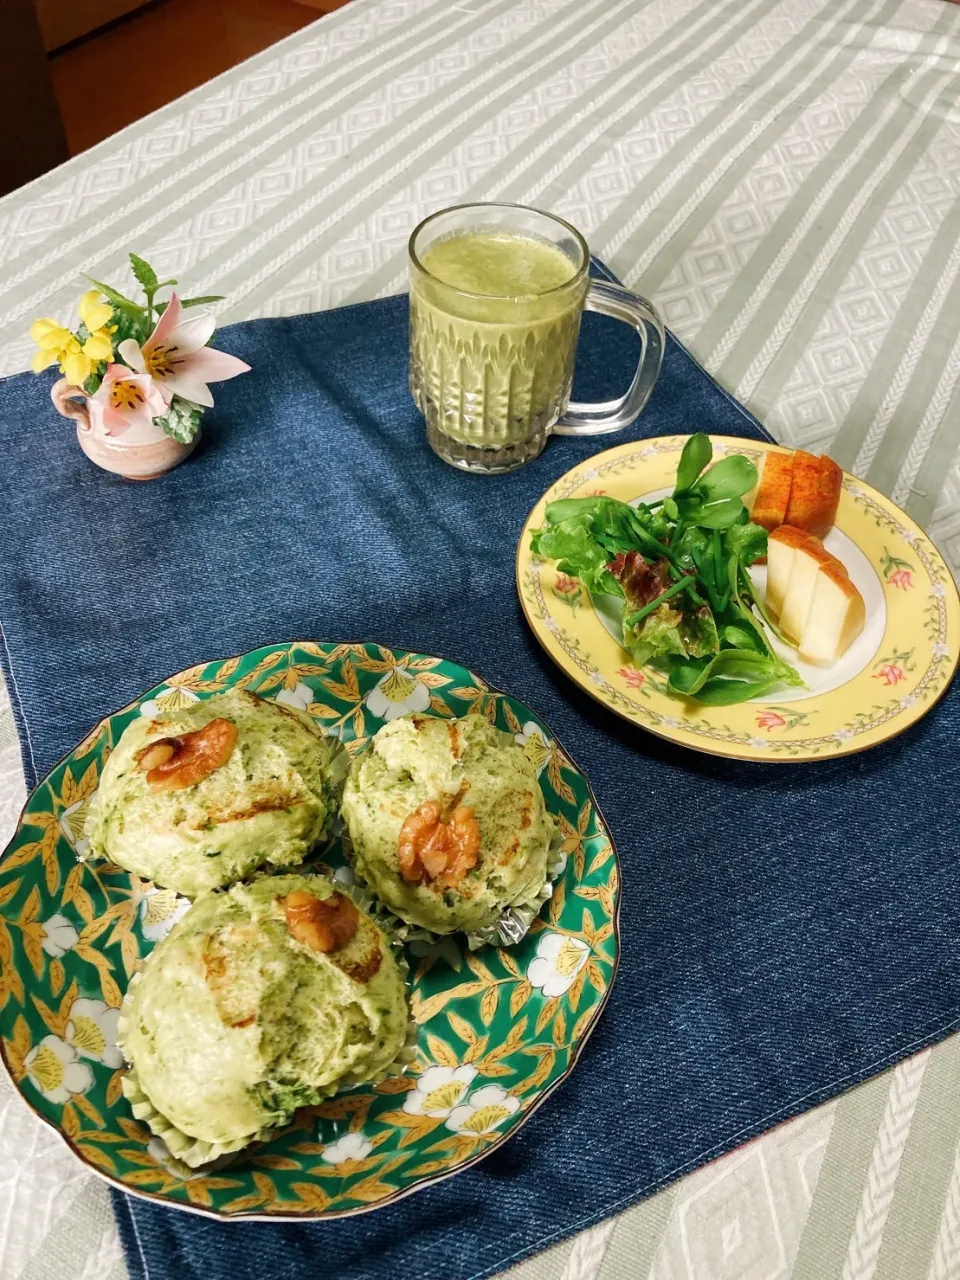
<box><xmin>2</xmin><ymin>0</ymin><xmax>960</xmax><ymax>1277</ymax></box>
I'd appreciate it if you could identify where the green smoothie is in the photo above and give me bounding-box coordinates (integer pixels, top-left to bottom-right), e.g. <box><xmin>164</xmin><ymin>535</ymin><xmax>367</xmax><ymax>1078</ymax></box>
<box><xmin>409</xmin><ymin>229</ymin><xmax>588</xmax><ymax>469</ymax></box>
<box><xmin>419</xmin><ymin>231</ymin><xmax>576</xmax><ymax>304</ymax></box>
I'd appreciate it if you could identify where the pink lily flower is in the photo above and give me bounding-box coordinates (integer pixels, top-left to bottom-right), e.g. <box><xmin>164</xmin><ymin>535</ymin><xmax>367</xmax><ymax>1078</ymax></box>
<box><xmin>93</xmin><ymin>364</ymin><xmax>168</xmax><ymax>437</ymax></box>
<box><xmin>117</xmin><ymin>293</ymin><xmax>249</xmax><ymax>407</ymax></box>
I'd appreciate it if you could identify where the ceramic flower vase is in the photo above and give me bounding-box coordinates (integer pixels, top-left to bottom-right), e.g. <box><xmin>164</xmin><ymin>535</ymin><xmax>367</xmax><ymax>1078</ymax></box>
<box><xmin>50</xmin><ymin>378</ymin><xmax>198</xmax><ymax>481</ymax></box>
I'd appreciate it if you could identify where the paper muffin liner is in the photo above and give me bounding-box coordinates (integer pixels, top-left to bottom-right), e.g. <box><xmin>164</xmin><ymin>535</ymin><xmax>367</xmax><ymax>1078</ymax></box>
<box><xmin>117</xmin><ymin>880</ymin><xmax>418</xmax><ymax>1172</ymax></box>
<box><xmin>342</xmin><ymin>816</ymin><xmax>568</xmax><ymax>951</ymax></box>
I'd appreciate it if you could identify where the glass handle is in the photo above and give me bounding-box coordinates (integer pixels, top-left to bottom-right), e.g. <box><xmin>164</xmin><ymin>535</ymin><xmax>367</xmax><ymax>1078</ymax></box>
<box><xmin>554</xmin><ymin>280</ymin><xmax>665</xmax><ymax>437</ymax></box>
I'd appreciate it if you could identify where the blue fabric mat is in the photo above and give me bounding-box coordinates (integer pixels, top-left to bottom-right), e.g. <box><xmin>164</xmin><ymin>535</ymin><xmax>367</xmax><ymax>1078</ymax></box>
<box><xmin>0</xmin><ymin>266</ymin><xmax>958</xmax><ymax>1280</ymax></box>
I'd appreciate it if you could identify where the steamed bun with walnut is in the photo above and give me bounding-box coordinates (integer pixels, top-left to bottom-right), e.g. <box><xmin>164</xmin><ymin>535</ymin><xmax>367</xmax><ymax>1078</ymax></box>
<box><xmin>84</xmin><ymin>690</ymin><xmax>343</xmax><ymax>897</ymax></box>
<box><xmin>119</xmin><ymin>874</ymin><xmax>408</xmax><ymax>1166</ymax></box>
<box><xmin>341</xmin><ymin>714</ymin><xmax>556</xmax><ymax>935</ymax></box>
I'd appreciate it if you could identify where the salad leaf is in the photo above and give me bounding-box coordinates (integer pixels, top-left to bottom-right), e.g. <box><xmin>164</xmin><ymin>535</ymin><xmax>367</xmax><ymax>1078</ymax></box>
<box><xmin>529</xmin><ymin>438</ymin><xmax>804</xmax><ymax>707</ymax></box>
<box><xmin>694</xmin><ymin>496</ymin><xmax>748</xmax><ymax>529</ymax></box>
<box><xmin>667</xmin><ymin>648</ymin><xmax>802</xmax><ymax>702</ymax></box>
<box><xmin>625</xmin><ymin>604</ymin><xmax>688</xmax><ymax>665</ymax></box>
<box><xmin>532</xmin><ymin>518</ymin><xmax>623</xmax><ymax>597</ymax></box>
<box><xmin>680</xmin><ymin>605</ymin><xmax>720</xmax><ymax>658</ymax></box>
<box><xmin>674</xmin><ymin>432</ymin><xmax>712</xmax><ymax>493</ymax></box>
<box><xmin>698</xmin><ymin>454</ymin><xmax>758</xmax><ymax>501</ymax></box>
<box><xmin>723</xmin><ymin>519</ymin><xmax>767</xmax><ymax>566</ymax></box>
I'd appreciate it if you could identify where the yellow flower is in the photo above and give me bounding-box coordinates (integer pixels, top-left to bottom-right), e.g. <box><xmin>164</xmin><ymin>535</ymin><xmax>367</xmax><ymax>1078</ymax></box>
<box><xmin>77</xmin><ymin>289</ymin><xmax>114</xmax><ymax>365</ymax></box>
<box><xmin>61</xmin><ymin>350</ymin><xmax>96</xmax><ymax>387</ymax></box>
<box><xmin>29</xmin><ymin>318</ymin><xmax>79</xmax><ymax>373</ymax></box>
<box><xmin>29</xmin><ymin>291</ymin><xmax>115</xmax><ymax>387</ymax></box>
<box><xmin>77</xmin><ymin>290</ymin><xmax>112</xmax><ymax>332</ymax></box>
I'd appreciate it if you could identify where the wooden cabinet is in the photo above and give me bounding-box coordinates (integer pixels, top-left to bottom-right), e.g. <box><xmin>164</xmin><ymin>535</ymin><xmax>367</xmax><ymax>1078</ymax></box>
<box><xmin>33</xmin><ymin>0</ymin><xmax>148</xmax><ymax>52</ymax></box>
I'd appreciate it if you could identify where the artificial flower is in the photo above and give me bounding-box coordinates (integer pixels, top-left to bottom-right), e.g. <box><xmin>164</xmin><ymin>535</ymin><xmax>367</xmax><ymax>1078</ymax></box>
<box><xmin>118</xmin><ymin>292</ymin><xmax>249</xmax><ymax>407</ymax></box>
<box><xmin>92</xmin><ymin>363</ymin><xmax>168</xmax><ymax>437</ymax></box>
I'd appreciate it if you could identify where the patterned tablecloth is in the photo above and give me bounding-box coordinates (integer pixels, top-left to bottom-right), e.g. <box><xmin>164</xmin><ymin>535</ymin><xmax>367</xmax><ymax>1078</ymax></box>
<box><xmin>2</xmin><ymin>0</ymin><xmax>960</xmax><ymax>1276</ymax></box>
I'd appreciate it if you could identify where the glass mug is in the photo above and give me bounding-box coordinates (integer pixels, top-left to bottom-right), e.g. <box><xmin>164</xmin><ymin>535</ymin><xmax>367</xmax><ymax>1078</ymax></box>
<box><xmin>408</xmin><ymin>202</ymin><xmax>664</xmax><ymax>473</ymax></box>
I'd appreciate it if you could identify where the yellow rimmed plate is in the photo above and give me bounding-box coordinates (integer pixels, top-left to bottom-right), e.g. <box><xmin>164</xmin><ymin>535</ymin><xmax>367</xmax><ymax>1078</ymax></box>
<box><xmin>516</xmin><ymin>436</ymin><xmax>960</xmax><ymax>762</ymax></box>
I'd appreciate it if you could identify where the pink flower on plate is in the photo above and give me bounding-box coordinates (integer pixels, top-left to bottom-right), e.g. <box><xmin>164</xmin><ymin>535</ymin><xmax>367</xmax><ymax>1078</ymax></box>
<box><xmin>617</xmin><ymin>666</ymin><xmax>645</xmax><ymax>689</ymax></box>
<box><xmin>92</xmin><ymin>364</ymin><xmax>168</xmax><ymax>437</ymax></box>
<box><xmin>554</xmin><ymin>573</ymin><xmax>580</xmax><ymax>596</ymax></box>
<box><xmin>889</xmin><ymin>568</ymin><xmax>913</xmax><ymax>591</ymax></box>
<box><xmin>873</xmin><ymin>663</ymin><xmax>906</xmax><ymax>687</ymax></box>
<box><xmin>118</xmin><ymin>293</ymin><xmax>249</xmax><ymax>407</ymax></box>
<box><xmin>756</xmin><ymin>710</ymin><xmax>786</xmax><ymax>731</ymax></box>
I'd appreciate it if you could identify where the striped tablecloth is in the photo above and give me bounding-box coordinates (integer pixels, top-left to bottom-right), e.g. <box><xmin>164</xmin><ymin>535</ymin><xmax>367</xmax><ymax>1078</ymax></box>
<box><xmin>2</xmin><ymin>1</ymin><xmax>960</xmax><ymax>1276</ymax></box>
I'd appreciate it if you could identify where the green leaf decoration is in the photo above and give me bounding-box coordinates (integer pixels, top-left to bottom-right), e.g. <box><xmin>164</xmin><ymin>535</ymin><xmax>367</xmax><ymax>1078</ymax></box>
<box><xmin>155</xmin><ymin>295</ymin><xmax>225</xmax><ymax>316</ymax></box>
<box><xmin>128</xmin><ymin>253</ymin><xmax>159</xmax><ymax>294</ymax></box>
<box><xmin>154</xmin><ymin>398</ymin><xmax>204</xmax><ymax>444</ymax></box>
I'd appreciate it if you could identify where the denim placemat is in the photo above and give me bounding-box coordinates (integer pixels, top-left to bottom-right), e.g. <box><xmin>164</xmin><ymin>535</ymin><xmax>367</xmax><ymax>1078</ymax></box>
<box><xmin>0</xmin><ymin>271</ymin><xmax>957</xmax><ymax>1280</ymax></box>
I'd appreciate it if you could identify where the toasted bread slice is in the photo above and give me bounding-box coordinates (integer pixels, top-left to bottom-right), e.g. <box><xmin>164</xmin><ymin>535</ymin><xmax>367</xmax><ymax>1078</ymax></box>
<box><xmin>750</xmin><ymin>451</ymin><xmax>794</xmax><ymax>532</ymax></box>
<box><xmin>784</xmin><ymin>452</ymin><xmax>842</xmax><ymax>539</ymax></box>
<box><xmin>799</xmin><ymin>560</ymin><xmax>865</xmax><ymax>665</ymax></box>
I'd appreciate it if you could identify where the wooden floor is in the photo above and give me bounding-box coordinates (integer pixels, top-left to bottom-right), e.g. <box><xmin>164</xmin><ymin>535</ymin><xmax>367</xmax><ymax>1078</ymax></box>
<box><xmin>50</xmin><ymin>0</ymin><xmax>349</xmax><ymax>155</ymax></box>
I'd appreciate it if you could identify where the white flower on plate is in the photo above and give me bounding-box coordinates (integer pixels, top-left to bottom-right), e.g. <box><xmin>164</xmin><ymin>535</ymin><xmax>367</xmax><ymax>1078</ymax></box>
<box><xmin>66</xmin><ymin>998</ymin><xmax>123</xmax><ymax>1067</ymax></box>
<box><xmin>589</xmin><ymin>670</ymin><xmax>606</xmax><ymax>687</ymax></box>
<box><xmin>24</xmin><ymin>1034</ymin><xmax>94</xmax><ymax>1103</ymax></box>
<box><xmin>933</xmin><ymin>641</ymin><xmax>951</xmax><ymax>658</ymax></box>
<box><xmin>140</xmin><ymin>686</ymin><xmax>200</xmax><ymax>720</ymax></box>
<box><xmin>514</xmin><ymin>722</ymin><xmax>551</xmax><ymax>776</ymax></box>
<box><xmin>40</xmin><ymin>913</ymin><xmax>79</xmax><ymax>958</ymax></box>
<box><xmin>402</xmin><ymin>1065</ymin><xmax>478</xmax><ymax>1119</ymax></box>
<box><xmin>834</xmin><ymin>728</ymin><xmax>855</xmax><ymax>742</ymax></box>
<box><xmin>446</xmin><ymin>1084</ymin><xmax>520</xmax><ymax>1136</ymax></box>
<box><xmin>364</xmin><ymin>668</ymin><xmax>431</xmax><ymax>721</ymax></box>
<box><xmin>901</xmin><ymin>529</ymin><xmax>918</xmax><ymax>545</ymax></box>
<box><xmin>583</xmin><ymin>467</ymin><xmax>600</xmax><ymax>479</ymax></box>
<box><xmin>58</xmin><ymin>794</ymin><xmax>95</xmax><ymax>855</ymax></box>
<box><xmin>274</xmin><ymin>681</ymin><xmax>314</xmax><ymax>712</ymax></box>
<box><xmin>139</xmin><ymin>887</ymin><xmax>191</xmax><ymax>942</ymax></box>
<box><xmin>320</xmin><ymin>1131</ymin><xmax>373</xmax><ymax>1166</ymax></box>
<box><xmin>527</xmin><ymin>932</ymin><xmax>590</xmax><ymax>998</ymax></box>
<box><xmin>660</xmin><ymin>715</ymin><xmax>681</xmax><ymax>729</ymax></box>
<box><xmin>747</xmin><ymin>737</ymin><xmax>768</xmax><ymax>749</ymax></box>
<box><xmin>544</xmin><ymin>618</ymin><xmax>560</xmax><ymax>635</ymax></box>
<box><xmin>898</xmin><ymin>694</ymin><xmax>918</xmax><ymax>710</ymax></box>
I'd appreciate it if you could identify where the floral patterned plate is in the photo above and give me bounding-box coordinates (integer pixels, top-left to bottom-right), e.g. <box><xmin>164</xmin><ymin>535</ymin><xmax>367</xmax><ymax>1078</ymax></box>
<box><xmin>0</xmin><ymin>642</ymin><xmax>618</xmax><ymax>1220</ymax></box>
<box><xmin>517</xmin><ymin>436</ymin><xmax>960</xmax><ymax>762</ymax></box>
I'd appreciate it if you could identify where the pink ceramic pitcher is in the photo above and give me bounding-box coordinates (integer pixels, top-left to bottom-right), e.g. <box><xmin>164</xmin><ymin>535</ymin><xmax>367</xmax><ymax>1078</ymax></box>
<box><xmin>51</xmin><ymin>378</ymin><xmax>197</xmax><ymax>481</ymax></box>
